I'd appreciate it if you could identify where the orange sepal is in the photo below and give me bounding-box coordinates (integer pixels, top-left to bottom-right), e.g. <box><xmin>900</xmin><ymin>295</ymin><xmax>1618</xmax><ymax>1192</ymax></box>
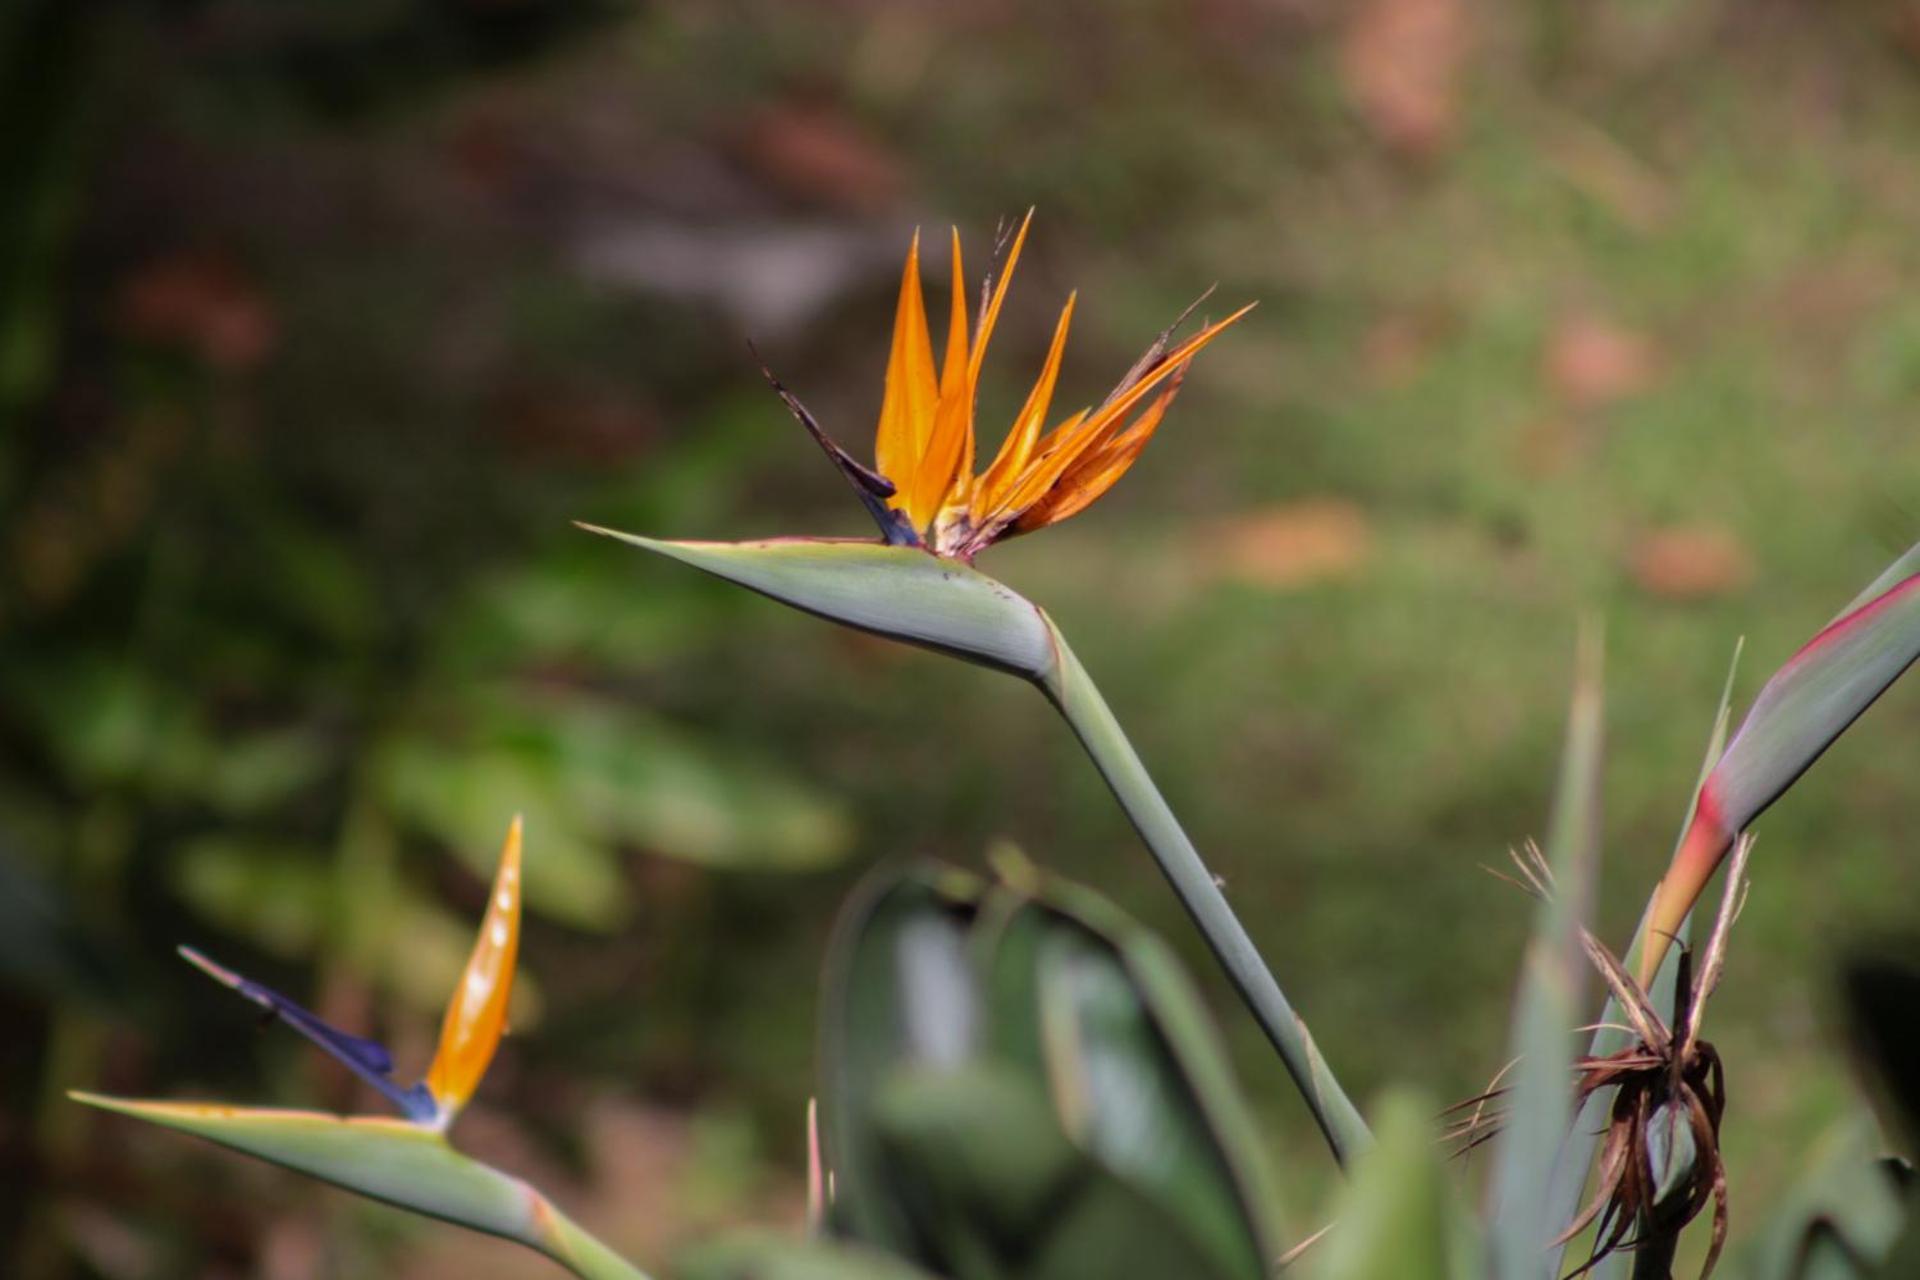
<box><xmin>875</xmin><ymin>232</ymin><xmax>938</xmax><ymax>498</ymax></box>
<box><xmin>1013</xmin><ymin>365</ymin><xmax>1187</xmax><ymax>535</ymax></box>
<box><xmin>906</xmin><ymin>231</ymin><xmax>977</xmax><ymax>529</ymax></box>
<box><xmin>975</xmin><ymin>291</ymin><xmax>1076</xmax><ymax>518</ymax></box>
<box><xmin>992</xmin><ymin>303</ymin><xmax>1252</xmax><ymax>532</ymax></box>
<box><xmin>967</xmin><ymin>209</ymin><xmax>1032</xmax><ymax>385</ymax></box>
<box><xmin>425</xmin><ymin>817</ymin><xmax>524</xmax><ymax>1119</ymax></box>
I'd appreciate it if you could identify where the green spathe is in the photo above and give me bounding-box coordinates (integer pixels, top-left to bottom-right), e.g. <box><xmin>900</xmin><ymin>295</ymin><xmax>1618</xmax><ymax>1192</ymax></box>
<box><xmin>578</xmin><ymin>530</ymin><xmax>1058</xmax><ymax>680</ymax></box>
<box><xmin>70</xmin><ymin>1094</ymin><xmax>649</xmax><ymax>1280</ymax></box>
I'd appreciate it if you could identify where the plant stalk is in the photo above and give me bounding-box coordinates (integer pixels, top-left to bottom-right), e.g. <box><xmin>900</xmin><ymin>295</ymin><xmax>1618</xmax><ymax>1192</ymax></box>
<box><xmin>1036</xmin><ymin>616</ymin><xmax>1371</xmax><ymax>1165</ymax></box>
<box><xmin>533</xmin><ymin>1192</ymin><xmax>653</xmax><ymax>1280</ymax></box>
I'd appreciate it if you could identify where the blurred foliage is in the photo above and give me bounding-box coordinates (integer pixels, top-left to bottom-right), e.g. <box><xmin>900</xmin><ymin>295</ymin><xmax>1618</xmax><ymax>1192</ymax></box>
<box><xmin>9</xmin><ymin>0</ymin><xmax>1920</xmax><ymax>1276</ymax></box>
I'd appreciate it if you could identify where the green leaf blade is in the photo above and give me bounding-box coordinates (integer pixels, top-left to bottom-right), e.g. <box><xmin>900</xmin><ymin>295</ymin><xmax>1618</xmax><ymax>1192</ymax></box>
<box><xmin>1487</xmin><ymin>633</ymin><xmax>1604</xmax><ymax>1279</ymax></box>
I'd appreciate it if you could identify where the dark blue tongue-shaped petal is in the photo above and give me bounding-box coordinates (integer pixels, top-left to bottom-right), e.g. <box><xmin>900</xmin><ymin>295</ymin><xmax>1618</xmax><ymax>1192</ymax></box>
<box><xmin>180</xmin><ymin>946</ymin><xmax>438</xmax><ymax>1123</ymax></box>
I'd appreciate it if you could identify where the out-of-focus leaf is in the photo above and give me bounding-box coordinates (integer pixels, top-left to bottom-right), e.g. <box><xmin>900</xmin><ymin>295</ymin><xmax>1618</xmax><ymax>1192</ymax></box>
<box><xmin>174</xmin><ymin>838</ymin><xmax>329</xmax><ymax>957</ymax></box>
<box><xmin>8</xmin><ymin>658</ymin><xmax>325</xmax><ymax>814</ymax></box>
<box><xmin>1739</xmin><ymin>1117</ymin><xmax>1904</xmax><ymax>1280</ymax></box>
<box><xmin>377</xmin><ymin>733</ymin><xmax>628</xmax><ymax>930</ymax></box>
<box><xmin>867</xmin><ymin>1062</ymin><xmax>1083</xmax><ymax>1256</ymax></box>
<box><xmin>579</xmin><ymin>531</ymin><xmax>1058</xmax><ymax>681</ymax></box>
<box><xmin>874</xmin><ymin>1063</ymin><xmax>1262</xmax><ymax>1280</ymax></box>
<box><xmin>1015</xmin><ymin>1161</ymin><xmax>1262</xmax><ymax>1280</ymax></box>
<box><xmin>196</xmin><ymin>728</ymin><xmax>330</xmax><ymax>816</ymax></box>
<box><xmin>974</xmin><ymin>878</ymin><xmax>1280</xmax><ymax>1280</ymax></box>
<box><xmin>1311</xmin><ymin>1091</ymin><xmax>1475</xmax><ymax>1280</ymax></box>
<box><xmin>379</xmin><ymin>692</ymin><xmax>852</xmax><ymax>927</ymax></box>
<box><xmin>538</xmin><ymin>697</ymin><xmax>851</xmax><ymax>872</ymax></box>
<box><xmin>1488</xmin><ymin>633</ymin><xmax>1602</xmax><ymax>1277</ymax></box>
<box><xmin>445</xmin><ymin>553</ymin><xmax>720</xmax><ymax>672</ymax></box>
<box><xmin>12</xmin><ymin>659</ymin><xmax>212</xmax><ymax>795</ymax></box>
<box><xmin>0</xmin><ymin>839</ymin><xmax>115</xmax><ymax>1002</ymax></box>
<box><xmin>1643</xmin><ymin>542</ymin><xmax>1920</xmax><ymax>983</ymax></box>
<box><xmin>678</xmin><ymin>1232</ymin><xmax>946</xmax><ymax>1280</ymax></box>
<box><xmin>819</xmin><ymin>866</ymin><xmax>984</xmax><ymax>1259</ymax></box>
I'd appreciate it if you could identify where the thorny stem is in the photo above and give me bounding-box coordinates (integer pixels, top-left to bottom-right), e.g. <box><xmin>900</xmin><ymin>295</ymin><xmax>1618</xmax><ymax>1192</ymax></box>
<box><xmin>1036</xmin><ymin>615</ymin><xmax>1372</xmax><ymax>1166</ymax></box>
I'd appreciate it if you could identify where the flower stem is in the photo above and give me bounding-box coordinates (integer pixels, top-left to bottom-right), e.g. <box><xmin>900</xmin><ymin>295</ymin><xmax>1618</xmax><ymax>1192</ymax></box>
<box><xmin>532</xmin><ymin>1193</ymin><xmax>653</xmax><ymax>1280</ymax></box>
<box><xmin>1036</xmin><ymin>616</ymin><xmax>1370</xmax><ymax>1166</ymax></box>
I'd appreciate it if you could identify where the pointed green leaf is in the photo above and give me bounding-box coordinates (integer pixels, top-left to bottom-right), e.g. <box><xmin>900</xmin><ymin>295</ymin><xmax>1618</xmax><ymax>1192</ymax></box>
<box><xmin>579</xmin><ymin>531</ymin><xmax>1058</xmax><ymax>681</ymax></box>
<box><xmin>1312</xmin><ymin>1092</ymin><xmax>1476</xmax><ymax>1280</ymax></box>
<box><xmin>1644</xmin><ymin>543</ymin><xmax>1920</xmax><ymax>983</ymax></box>
<box><xmin>1016</xmin><ymin>1159</ymin><xmax>1265</xmax><ymax>1280</ymax></box>
<box><xmin>1488</xmin><ymin>633</ymin><xmax>1603</xmax><ymax>1279</ymax></box>
<box><xmin>974</xmin><ymin>876</ymin><xmax>1282</xmax><ymax>1280</ymax></box>
<box><xmin>819</xmin><ymin>866</ymin><xmax>985</xmax><ymax>1259</ymax></box>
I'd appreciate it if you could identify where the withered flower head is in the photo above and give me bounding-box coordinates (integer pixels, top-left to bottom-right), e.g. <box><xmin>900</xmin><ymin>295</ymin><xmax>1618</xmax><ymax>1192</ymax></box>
<box><xmin>1452</xmin><ymin>837</ymin><xmax>1753</xmax><ymax>1280</ymax></box>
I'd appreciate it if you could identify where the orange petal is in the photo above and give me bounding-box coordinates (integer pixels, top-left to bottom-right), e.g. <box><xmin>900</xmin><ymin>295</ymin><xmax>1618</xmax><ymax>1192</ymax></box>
<box><xmin>1079</xmin><ymin>302</ymin><xmax>1254</xmax><ymax>442</ymax></box>
<box><xmin>1012</xmin><ymin>367</ymin><xmax>1185</xmax><ymax>535</ymax></box>
<box><xmin>994</xmin><ymin>303</ymin><xmax>1252</xmax><ymax>530</ymax></box>
<box><xmin>875</xmin><ymin>232</ymin><xmax>938</xmax><ymax>497</ymax></box>
<box><xmin>967</xmin><ymin>209</ymin><xmax>1032</xmax><ymax>385</ymax></box>
<box><xmin>976</xmin><ymin>291</ymin><xmax>1076</xmax><ymax>517</ymax></box>
<box><xmin>938</xmin><ymin>227</ymin><xmax>970</xmax><ymax>400</ymax></box>
<box><xmin>905</xmin><ymin>230</ymin><xmax>976</xmax><ymax>528</ymax></box>
<box><xmin>987</xmin><ymin>407</ymin><xmax>1096</xmax><ymax>525</ymax></box>
<box><xmin>425</xmin><ymin>817</ymin><xmax>523</xmax><ymax>1120</ymax></box>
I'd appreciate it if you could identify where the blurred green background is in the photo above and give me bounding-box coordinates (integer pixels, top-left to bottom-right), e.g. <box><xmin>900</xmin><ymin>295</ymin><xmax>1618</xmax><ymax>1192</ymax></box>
<box><xmin>6</xmin><ymin>0</ymin><xmax>1920</xmax><ymax>1275</ymax></box>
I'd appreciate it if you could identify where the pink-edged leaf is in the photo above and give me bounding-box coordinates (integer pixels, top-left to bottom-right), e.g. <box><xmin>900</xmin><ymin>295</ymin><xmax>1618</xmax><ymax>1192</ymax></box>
<box><xmin>1640</xmin><ymin>541</ymin><xmax>1920</xmax><ymax>983</ymax></box>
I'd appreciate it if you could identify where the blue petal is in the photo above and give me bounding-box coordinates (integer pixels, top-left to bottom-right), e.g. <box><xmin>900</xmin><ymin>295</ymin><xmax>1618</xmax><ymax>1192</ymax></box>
<box><xmin>179</xmin><ymin>946</ymin><xmax>439</xmax><ymax>1124</ymax></box>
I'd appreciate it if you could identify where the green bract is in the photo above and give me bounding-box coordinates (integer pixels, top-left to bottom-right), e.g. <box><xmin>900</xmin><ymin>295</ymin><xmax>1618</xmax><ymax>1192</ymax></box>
<box><xmin>577</xmin><ymin>532</ymin><xmax>1058</xmax><ymax>680</ymax></box>
<box><xmin>69</xmin><ymin>1095</ymin><xmax>648</xmax><ymax>1280</ymax></box>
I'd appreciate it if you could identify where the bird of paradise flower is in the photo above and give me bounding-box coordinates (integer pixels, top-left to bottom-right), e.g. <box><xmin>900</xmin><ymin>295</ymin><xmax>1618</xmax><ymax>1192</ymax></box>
<box><xmin>74</xmin><ymin>820</ymin><xmax>650</xmax><ymax>1280</ymax></box>
<box><xmin>581</xmin><ymin>214</ymin><xmax>1373</xmax><ymax>1165</ymax></box>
